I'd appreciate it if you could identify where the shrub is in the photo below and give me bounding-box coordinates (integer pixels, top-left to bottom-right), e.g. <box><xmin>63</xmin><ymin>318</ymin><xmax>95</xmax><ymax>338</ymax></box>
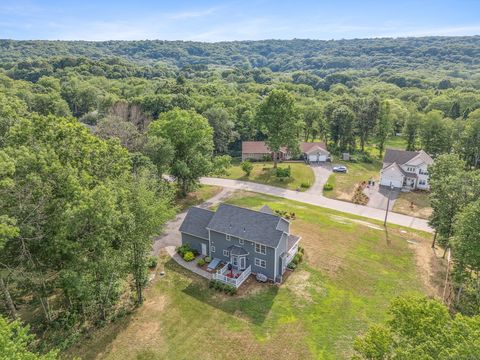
<box><xmin>204</xmin><ymin>256</ymin><xmax>212</xmax><ymax>263</ymax></box>
<box><xmin>197</xmin><ymin>258</ymin><xmax>206</xmax><ymax>267</ymax></box>
<box><xmin>241</xmin><ymin>160</ymin><xmax>253</xmax><ymax>176</ymax></box>
<box><xmin>147</xmin><ymin>256</ymin><xmax>158</xmax><ymax>269</ymax></box>
<box><xmin>262</xmin><ymin>154</ymin><xmax>272</xmax><ymax>162</ymax></box>
<box><xmin>298</xmin><ymin>246</ymin><xmax>305</xmax><ymax>255</ymax></box>
<box><xmin>209</xmin><ymin>280</ymin><xmax>216</xmax><ymax>288</ymax></box>
<box><xmin>177</xmin><ymin>244</ymin><xmax>192</xmax><ymax>257</ymax></box>
<box><xmin>287</xmin><ymin>262</ymin><xmax>297</xmax><ymax>270</ymax></box>
<box><xmin>360</xmin><ymin>153</ymin><xmax>373</xmax><ymax>163</ymax></box>
<box><xmin>323</xmin><ymin>182</ymin><xmax>333</xmax><ymax>191</ymax></box>
<box><xmin>183</xmin><ymin>251</ymin><xmax>195</xmax><ymax>262</ymax></box>
<box><xmin>300</xmin><ymin>181</ymin><xmax>310</xmax><ymax>189</ymax></box>
<box><xmin>293</xmin><ymin>252</ymin><xmax>303</xmax><ymax>265</ymax></box>
<box><xmin>275</xmin><ymin>166</ymin><xmax>291</xmax><ymax>178</ymax></box>
<box><xmin>225</xmin><ymin>284</ymin><xmax>237</xmax><ymax>295</ymax></box>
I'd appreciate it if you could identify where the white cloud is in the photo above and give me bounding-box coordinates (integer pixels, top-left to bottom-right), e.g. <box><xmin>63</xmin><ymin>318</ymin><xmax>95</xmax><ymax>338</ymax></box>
<box><xmin>167</xmin><ymin>6</ymin><xmax>220</xmax><ymax>20</ymax></box>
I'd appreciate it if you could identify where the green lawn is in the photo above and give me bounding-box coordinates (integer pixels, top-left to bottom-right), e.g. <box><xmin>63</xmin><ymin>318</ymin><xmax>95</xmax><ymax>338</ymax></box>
<box><xmin>324</xmin><ymin>159</ymin><xmax>382</xmax><ymax>202</ymax></box>
<box><xmin>222</xmin><ymin>161</ymin><xmax>314</xmax><ymax>191</ymax></box>
<box><xmin>393</xmin><ymin>191</ymin><xmax>432</xmax><ymax>219</ymax></box>
<box><xmin>68</xmin><ymin>192</ymin><xmax>435</xmax><ymax>360</ymax></box>
<box><xmin>176</xmin><ymin>185</ymin><xmax>222</xmax><ymax>210</ymax></box>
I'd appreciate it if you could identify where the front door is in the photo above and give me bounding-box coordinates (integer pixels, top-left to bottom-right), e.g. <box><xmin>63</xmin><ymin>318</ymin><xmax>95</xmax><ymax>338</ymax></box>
<box><xmin>201</xmin><ymin>243</ymin><xmax>207</xmax><ymax>256</ymax></box>
<box><xmin>239</xmin><ymin>256</ymin><xmax>246</xmax><ymax>270</ymax></box>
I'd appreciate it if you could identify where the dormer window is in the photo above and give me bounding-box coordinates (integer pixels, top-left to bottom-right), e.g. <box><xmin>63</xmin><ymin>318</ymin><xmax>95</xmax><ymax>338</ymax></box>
<box><xmin>226</xmin><ymin>234</ymin><xmax>231</xmax><ymax>241</ymax></box>
<box><xmin>239</xmin><ymin>238</ymin><xmax>244</xmax><ymax>245</ymax></box>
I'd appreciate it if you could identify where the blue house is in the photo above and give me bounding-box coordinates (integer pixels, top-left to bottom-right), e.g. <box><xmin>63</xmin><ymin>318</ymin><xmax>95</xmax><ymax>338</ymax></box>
<box><xmin>179</xmin><ymin>203</ymin><xmax>301</xmax><ymax>287</ymax></box>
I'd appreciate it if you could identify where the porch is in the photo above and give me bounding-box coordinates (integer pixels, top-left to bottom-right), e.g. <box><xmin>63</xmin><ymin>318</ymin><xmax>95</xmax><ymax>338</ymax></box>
<box><xmin>213</xmin><ymin>262</ymin><xmax>252</xmax><ymax>288</ymax></box>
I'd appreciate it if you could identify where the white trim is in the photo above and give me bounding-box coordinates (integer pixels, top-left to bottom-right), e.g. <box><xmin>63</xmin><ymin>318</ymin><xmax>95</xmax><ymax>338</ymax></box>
<box><xmin>226</xmin><ymin>234</ymin><xmax>231</xmax><ymax>241</ymax></box>
<box><xmin>255</xmin><ymin>258</ymin><xmax>266</xmax><ymax>268</ymax></box>
<box><xmin>255</xmin><ymin>243</ymin><xmax>267</xmax><ymax>255</ymax></box>
<box><xmin>223</xmin><ymin>249</ymin><xmax>229</xmax><ymax>257</ymax></box>
<box><xmin>211</xmin><ymin>246</ymin><xmax>216</xmax><ymax>252</ymax></box>
<box><xmin>239</xmin><ymin>238</ymin><xmax>244</xmax><ymax>245</ymax></box>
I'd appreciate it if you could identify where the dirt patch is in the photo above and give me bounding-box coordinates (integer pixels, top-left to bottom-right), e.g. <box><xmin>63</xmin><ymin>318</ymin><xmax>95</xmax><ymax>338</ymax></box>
<box><xmin>330</xmin><ymin>215</ymin><xmax>383</xmax><ymax>231</ymax></box>
<box><xmin>284</xmin><ymin>270</ymin><xmax>314</xmax><ymax>304</ymax></box>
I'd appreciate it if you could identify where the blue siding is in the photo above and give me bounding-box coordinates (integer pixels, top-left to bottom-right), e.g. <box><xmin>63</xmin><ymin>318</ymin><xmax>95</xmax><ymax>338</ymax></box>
<box><xmin>209</xmin><ymin>230</ymin><xmax>277</xmax><ymax>280</ymax></box>
<box><xmin>181</xmin><ymin>233</ymin><xmax>208</xmax><ymax>255</ymax></box>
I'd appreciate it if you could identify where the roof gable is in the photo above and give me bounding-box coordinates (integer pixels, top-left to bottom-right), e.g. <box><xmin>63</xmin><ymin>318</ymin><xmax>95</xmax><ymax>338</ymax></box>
<box><xmin>179</xmin><ymin>207</ymin><xmax>214</xmax><ymax>240</ymax></box>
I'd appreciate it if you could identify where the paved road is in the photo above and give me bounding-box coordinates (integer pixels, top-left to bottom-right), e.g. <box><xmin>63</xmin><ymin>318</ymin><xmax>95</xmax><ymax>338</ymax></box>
<box><xmin>306</xmin><ymin>163</ymin><xmax>332</xmax><ymax>195</ymax></box>
<box><xmin>200</xmin><ymin>177</ymin><xmax>432</xmax><ymax>233</ymax></box>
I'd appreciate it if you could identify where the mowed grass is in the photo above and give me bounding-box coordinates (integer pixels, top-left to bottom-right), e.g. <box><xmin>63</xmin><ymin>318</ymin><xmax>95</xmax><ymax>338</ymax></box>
<box><xmin>323</xmin><ymin>159</ymin><xmax>382</xmax><ymax>202</ymax></box>
<box><xmin>222</xmin><ymin>161</ymin><xmax>314</xmax><ymax>191</ymax></box>
<box><xmin>176</xmin><ymin>185</ymin><xmax>222</xmax><ymax>211</ymax></box>
<box><xmin>68</xmin><ymin>192</ymin><xmax>431</xmax><ymax>360</ymax></box>
<box><xmin>393</xmin><ymin>191</ymin><xmax>432</xmax><ymax>219</ymax></box>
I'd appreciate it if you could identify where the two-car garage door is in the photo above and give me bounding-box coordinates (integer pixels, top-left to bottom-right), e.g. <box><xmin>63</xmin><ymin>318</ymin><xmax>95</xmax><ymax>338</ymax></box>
<box><xmin>379</xmin><ymin>176</ymin><xmax>402</xmax><ymax>188</ymax></box>
<box><xmin>308</xmin><ymin>153</ymin><xmax>327</xmax><ymax>162</ymax></box>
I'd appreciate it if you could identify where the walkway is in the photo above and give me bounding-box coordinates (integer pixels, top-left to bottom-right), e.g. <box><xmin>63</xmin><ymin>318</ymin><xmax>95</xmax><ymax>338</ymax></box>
<box><xmin>165</xmin><ymin>246</ymin><xmax>212</xmax><ymax>280</ymax></box>
<box><xmin>200</xmin><ymin>177</ymin><xmax>432</xmax><ymax>233</ymax></box>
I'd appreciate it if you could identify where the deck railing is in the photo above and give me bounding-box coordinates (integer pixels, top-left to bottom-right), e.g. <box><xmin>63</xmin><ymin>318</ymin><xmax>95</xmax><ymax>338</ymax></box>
<box><xmin>213</xmin><ymin>263</ymin><xmax>251</xmax><ymax>288</ymax></box>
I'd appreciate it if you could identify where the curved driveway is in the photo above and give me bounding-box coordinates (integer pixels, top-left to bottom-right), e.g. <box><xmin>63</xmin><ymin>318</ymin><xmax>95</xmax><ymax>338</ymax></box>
<box><xmin>200</xmin><ymin>177</ymin><xmax>432</xmax><ymax>233</ymax></box>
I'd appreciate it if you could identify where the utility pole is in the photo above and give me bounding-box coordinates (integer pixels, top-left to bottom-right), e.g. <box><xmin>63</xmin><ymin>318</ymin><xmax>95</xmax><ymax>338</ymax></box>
<box><xmin>384</xmin><ymin>183</ymin><xmax>394</xmax><ymax>226</ymax></box>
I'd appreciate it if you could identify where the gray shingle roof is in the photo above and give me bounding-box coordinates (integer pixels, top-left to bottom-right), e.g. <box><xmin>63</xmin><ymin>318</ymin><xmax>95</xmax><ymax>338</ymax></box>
<box><xmin>383</xmin><ymin>149</ymin><xmax>419</xmax><ymax>166</ymax></box>
<box><xmin>259</xmin><ymin>205</ymin><xmax>275</xmax><ymax>215</ymax></box>
<box><xmin>207</xmin><ymin>203</ymin><xmax>287</xmax><ymax>248</ymax></box>
<box><xmin>179</xmin><ymin>207</ymin><xmax>214</xmax><ymax>240</ymax></box>
<box><xmin>287</xmin><ymin>235</ymin><xmax>301</xmax><ymax>251</ymax></box>
<box><xmin>227</xmin><ymin>245</ymin><xmax>249</xmax><ymax>256</ymax></box>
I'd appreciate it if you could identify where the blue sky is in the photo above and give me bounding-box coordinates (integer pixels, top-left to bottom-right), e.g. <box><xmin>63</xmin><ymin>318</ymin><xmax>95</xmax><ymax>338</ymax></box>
<box><xmin>1</xmin><ymin>0</ymin><xmax>479</xmax><ymax>41</ymax></box>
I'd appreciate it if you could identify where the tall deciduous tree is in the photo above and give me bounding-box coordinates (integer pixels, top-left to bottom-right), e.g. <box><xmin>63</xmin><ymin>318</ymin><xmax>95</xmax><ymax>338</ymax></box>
<box><xmin>353</xmin><ymin>295</ymin><xmax>480</xmax><ymax>360</ymax></box>
<box><xmin>375</xmin><ymin>101</ymin><xmax>392</xmax><ymax>156</ymax></box>
<box><xmin>256</xmin><ymin>90</ymin><xmax>301</xmax><ymax>168</ymax></box>
<box><xmin>420</xmin><ymin>110</ymin><xmax>453</xmax><ymax>157</ymax></box>
<box><xmin>149</xmin><ymin>109</ymin><xmax>214</xmax><ymax>195</ymax></box>
<box><xmin>355</xmin><ymin>96</ymin><xmax>380</xmax><ymax>152</ymax></box>
<box><xmin>403</xmin><ymin>109</ymin><xmax>421</xmax><ymax>151</ymax></box>
<box><xmin>0</xmin><ymin>317</ymin><xmax>58</xmax><ymax>359</ymax></box>
<box><xmin>203</xmin><ymin>107</ymin><xmax>237</xmax><ymax>154</ymax></box>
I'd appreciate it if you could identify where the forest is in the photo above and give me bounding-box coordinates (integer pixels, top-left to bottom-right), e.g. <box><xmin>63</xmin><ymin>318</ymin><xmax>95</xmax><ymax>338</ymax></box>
<box><xmin>1</xmin><ymin>37</ymin><xmax>480</xmax><ymax>358</ymax></box>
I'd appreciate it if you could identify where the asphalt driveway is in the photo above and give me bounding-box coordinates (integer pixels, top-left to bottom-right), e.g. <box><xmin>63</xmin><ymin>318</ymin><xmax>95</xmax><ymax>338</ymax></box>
<box><xmin>306</xmin><ymin>163</ymin><xmax>332</xmax><ymax>195</ymax></box>
<box><xmin>365</xmin><ymin>183</ymin><xmax>399</xmax><ymax>211</ymax></box>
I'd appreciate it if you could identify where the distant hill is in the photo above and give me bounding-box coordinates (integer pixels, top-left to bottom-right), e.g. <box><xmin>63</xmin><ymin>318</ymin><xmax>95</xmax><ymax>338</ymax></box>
<box><xmin>1</xmin><ymin>37</ymin><xmax>480</xmax><ymax>72</ymax></box>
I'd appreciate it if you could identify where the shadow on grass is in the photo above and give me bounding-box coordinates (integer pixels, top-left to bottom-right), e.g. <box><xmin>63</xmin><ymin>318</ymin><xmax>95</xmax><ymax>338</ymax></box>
<box><xmin>165</xmin><ymin>258</ymin><xmax>279</xmax><ymax>326</ymax></box>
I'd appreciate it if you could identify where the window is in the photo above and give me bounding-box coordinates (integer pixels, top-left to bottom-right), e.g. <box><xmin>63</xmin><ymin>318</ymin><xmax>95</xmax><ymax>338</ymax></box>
<box><xmin>223</xmin><ymin>250</ymin><xmax>230</xmax><ymax>257</ymax></box>
<box><xmin>255</xmin><ymin>243</ymin><xmax>267</xmax><ymax>255</ymax></box>
<box><xmin>211</xmin><ymin>246</ymin><xmax>215</xmax><ymax>252</ymax></box>
<box><xmin>255</xmin><ymin>258</ymin><xmax>266</xmax><ymax>268</ymax></box>
<box><xmin>239</xmin><ymin>238</ymin><xmax>244</xmax><ymax>245</ymax></box>
<box><xmin>226</xmin><ymin>234</ymin><xmax>231</xmax><ymax>241</ymax></box>
<box><xmin>419</xmin><ymin>179</ymin><xmax>427</xmax><ymax>185</ymax></box>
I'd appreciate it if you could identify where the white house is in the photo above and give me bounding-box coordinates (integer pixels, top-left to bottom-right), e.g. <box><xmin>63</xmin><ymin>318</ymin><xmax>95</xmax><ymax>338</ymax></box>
<box><xmin>380</xmin><ymin>149</ymin><xmax>433</xmax><ymax>190</ymax></box>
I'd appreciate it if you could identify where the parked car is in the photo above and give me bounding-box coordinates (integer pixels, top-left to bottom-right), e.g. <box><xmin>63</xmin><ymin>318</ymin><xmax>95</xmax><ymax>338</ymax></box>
<box><xmin>333</xmin><ymin>165</ymin><xmax>348</xmax><ymax>173</ymax></box>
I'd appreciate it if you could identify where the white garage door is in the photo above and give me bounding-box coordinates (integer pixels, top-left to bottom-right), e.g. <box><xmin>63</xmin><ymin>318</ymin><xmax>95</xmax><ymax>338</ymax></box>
<box><xmin>308</xmin><ymin>153</ymin><xmax>327</xmax><ymax>162</ymax></box>
<box><xmin>380</xmin><ymin>176</ymin><xmax>402</xmax><ymax>188</ymax></box>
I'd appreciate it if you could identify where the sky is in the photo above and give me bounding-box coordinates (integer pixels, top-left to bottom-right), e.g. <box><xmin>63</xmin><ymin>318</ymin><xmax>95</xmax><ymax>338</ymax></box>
<box><xmin>1</xmin><ymin>0</ymin><xmax>479</xmax><ymax>42</ymax></box>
